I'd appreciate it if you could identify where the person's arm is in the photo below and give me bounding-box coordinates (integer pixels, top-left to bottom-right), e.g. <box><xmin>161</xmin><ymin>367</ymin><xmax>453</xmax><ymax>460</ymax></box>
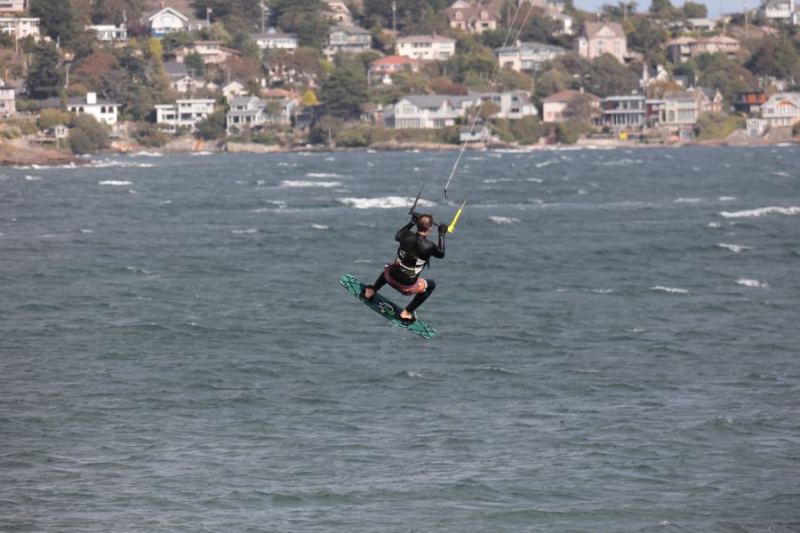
<box><xmin>395</xmin><ymin>218</ymin><xmax>416</xmax><ymax>242</ymax></box>
<box><xmin>430</xmin><ymin>224</ymin><xmax>446</xmax><ymax>258</ymax></box>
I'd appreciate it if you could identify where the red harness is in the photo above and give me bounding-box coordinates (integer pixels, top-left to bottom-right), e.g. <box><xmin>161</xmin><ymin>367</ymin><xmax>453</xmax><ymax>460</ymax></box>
<box><xmin>383</xmin><ymin>263</ymin><xmax>427</xmax><ymax>295</ymax></box>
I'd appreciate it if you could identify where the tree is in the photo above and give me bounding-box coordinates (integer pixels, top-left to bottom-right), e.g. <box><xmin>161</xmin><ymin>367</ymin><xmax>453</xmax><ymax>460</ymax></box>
<box><xmin>649</xmin><ymin>0</ymin><xmax>677</xmax><ymax>19</ymax></box>
<box><xmin>68</xmin><ymin>114</ymin><xmax>110</xmax><ymax>154</ymax></box>
<box><xmin>72</xmin><ymin>50</ymin><xmax>119</xmax><ymax>91</ymax></box>
<box><xmin>682</xmin><ymin>1</ymin><xmax>707</xmax><ymax>19</ymax></box>
<box><xmin>301</xmin><ymin>89</ymin><xmax>319</xmax><ymax>106</ymax></box>
<box><xmin>37</xmin><ymin>109</ymin><xmax>72</xmax><ymax>131</ymax></box>
<box><xmin>319</xmin><ymin>61</ymin><xmax>368</xmax><ymax>118</ymax></box>
<box><xmin>26</xmin><ymin>43</ymin><xmax>64</xmax><ymax>100</ymax></box>
<box><xmin>628</xmin><ymin>17</ymin><xmax>669</xmax><ymax>63</ymax></box>
<box><xmin>747</xmin><ymin>37</ymin><xmax>800</xmax><ymax>83</ymax></box>
<box><xmin>190</xmin><ymin>0</ymin><xmax>261</xmax><ymax>34</ymax></box>
<box><xmin>601</xmin><ymin>2</ymin><xmax>638</xmax><ymax>21</ymax></box>
<box><xmin>29</xmin><ymin>0</ymin><xmax>79</xmax><ymax>47</ymax></box>
<box><xmin>564</xmin><ymin>93</ymin><xmax>598</xmax><ymax>123</ymax></box>
<box><xmin>269</xmin><ymin>0</ymin><xmax>330</xmax><ymax>48</ymax></box>
<box><xmin>184</xmin><ymin>52</ymin><xmax>206</xmax><ymax>78</ymax></box>
<box><xmin>195</xmin><ymin>110</ymin><xmax>226</xmax><ymax>140</ymax></box>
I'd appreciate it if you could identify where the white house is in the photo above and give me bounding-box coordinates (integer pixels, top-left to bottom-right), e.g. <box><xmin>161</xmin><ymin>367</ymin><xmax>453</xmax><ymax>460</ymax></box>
<box><xmin>174</xmin><ymin>41</ymin><xmax>240</xmax><ymax>65</ymax></box>
<box><xmin>155</xmin><ymin>99</ymin><xmax>216</xmax><ymax>133</ymax></box>
<box><xmin>86</xmin><ymin>24</ymin><xmax>128</xmax><ymax>44</ymax></box>
<box><xmin>324</xmin><ymin>24</ymin><xmax>372</xmax><ymax>57</ymax></box>
<box><xmin>145</xmin><ymin>7</ymin><xmax>206</xmax><ymax>36</ymax></box>
<box><xmin>227</xmin><ymin>96</ymin><xmax>266</xmax><ymax>132</ymax></box>
<box><xmin>761</xmin><ymin>0</ymin><xmax>800</xmax><ymax>24</ymax></box>
<box><xmin>390</xmin><ymin>91</ymin><xmax>535</xmax><ymax>129</ymax></box>
<box><xmin>0</xmin><ymin>79</ymin><xmax>15</xmax><ymax>116</ymax></box>
<box><xmin>761</xmin><ymin>92</ymin><xmax>800</xmax><ymax>127</ymax></box>
<box><xmin>495</xmin><ymin>41</ymin><xmax>568</xmax><ymax>73</ymax></box>
<box><xmin>0</xmin><ymin>0</ymin><xmax>25</xmax><ymax>13</ymax></box>
<box><xmin>396</xmin><ymin>34</ymin><xmax>456</xmax><ymax>61</ymax></box>
<box><xmin>0</xmin><ymin>17</ymin><xmax>40</xmax><ymax>40</ymax></box>
<box><xmin>223</xmin><ymin>80</ymin><xmax>248</xmax><ymax>101</ymax></box>
<box><xmin>251</xmin><ymin>29</ymin><xmax>298</xmax><ymax>51</ymax></box>
<box><xmin>39</xmin><ymin>92</ymin><xmax>120</xmax><ymax>126</ymax></box>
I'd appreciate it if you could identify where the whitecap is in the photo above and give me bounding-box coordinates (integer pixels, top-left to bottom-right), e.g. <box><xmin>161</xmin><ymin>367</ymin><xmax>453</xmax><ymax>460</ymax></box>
<box><xmin>311</xmin><ymin>224</ymin><xmax>329</xmax><ymax>230</ymax></box>
<box><xmin>24</xmin><ymin>175</ymin><xmax>42</xmax><ymax>181</ymax></box>
<box><xmin>773</xmin><ymin>171</ymin><xmax>791</xmax><ymax>177</ymax></box>
<box><xmin>483</xmin><ymin>178</ymin><xmax>514</xmax><ymax>183</ymax></box>
<box><xmin>306</xmin><ymin>172</ymin><xmax>342</xmax><ymax>178</ymax></box>
<box><xmin>535</xmin><ymin>159</ymin><xmax>557</xmax><ymax>168</ymax></box>
<box><xmin>338</xmin><ymin>197</ymin><xmax>435</xmax><ymax>210</ymax></box>
<box><xmin>130</xmin><ymin>151</ymin><xmax>163</xmax><ymax>157</ymax></box>
<box><xmin>737</xmin><ymin>278</ymin><xmax>768</xmax><ymax>288</ymax></box>
<box><xmin>232</xmin><ymin>228</ymin><xmax>258</xmax><ymax>234</ymax></box>
<box><xmin>489</xmin><ymin>216</ymin><xmax>520</xmax><ymax>224</ymax></box>
<box><xmin>707</xmin><ymin>222</ymin><xmax>722</xmax><ymax>228</ymax></box>
<box><xmin>674</xmin><ymin>197</ymin><xmax>701</xmax><ymax>204</ymax></box>
<box><xmin>590</xmin><ymin>288</ymin><xmax>614</xmax><ymax>294</ymax></box>
<box><xmin>281</xmin><ymin>180</ymin><xmax>341</xmax><ymax>188</ymax></box>
<box><xmin>98</xmin><ymin>180</ymin><xmax>133</xmax><ymax>186</ymax></box>
<box><xmin>527</xmin><ymin>177</ymin><xmax>543</xmax><ymax>183</ymax></box>
<box><xmin>353</xmin><ymin>259</ymin><xmax>372</xmax><ymax>264</ymax></box>
<box><xmin>577</xmin><ymin>188</ymin><xmax>588</xmax><ymax>195</ymax></box>
<box><xmin>717</xmin><ymin>243</ymin><xmax>749</xmax><ymax>253</ymax></box>
<box><xmin>92</xmin><ymin>159</ymin><xmax>154</xmax><ymax>169</ymax></box>
<box><xmin>720</xmin><ymin>206</ymin><xmax>800</xmax><ymax>218</ymax></box>
<box><xmin>651</xmin><ymin>286</ymin><xmax>689</xmax><ymax>294</ymax></box>
<box><xmin>191</xmin><ymin>151</ymin><xmax>213</xmax><ymax>156</ymax></box>
<box><xmin>718</xmin><ymin>196</ymin><xmax>736</xmax><ymax>201</ymax></box>
<box><xmin>80</xmin><ymin>229</ymin><xmax>93</xmax><ymax>234</ymax></box>
<box><xmin>277</xmin><ymin>162</ymin><xmax>297</xmax><ymax>167</ymax></box>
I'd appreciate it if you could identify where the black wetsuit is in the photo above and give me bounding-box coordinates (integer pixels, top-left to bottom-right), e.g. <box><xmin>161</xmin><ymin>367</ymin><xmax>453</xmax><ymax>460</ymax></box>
<box><xmin>371</xmin><ymin>218</ymin><xmax>445</xmax><ymax>313</ymax></box>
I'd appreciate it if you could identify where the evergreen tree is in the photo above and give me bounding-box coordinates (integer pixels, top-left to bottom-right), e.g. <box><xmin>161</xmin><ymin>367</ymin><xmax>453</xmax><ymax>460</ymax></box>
<box><xmin>682</xmin><ymin>1</ymin><xmax>708</xmax><ymax>19</ymax></box>
<box><xmin>29</xmin><ymin>0</ymin><xmax>79</xmax><ymax>46</ymax></box>
<box><xmin>268</xmin><ymin>0</ymin><xmax>330</xmax><ymax>48</ymax></box>
<box><xmin>26</xmin><ymin>43</ymin><xmax>64</xmax><ymax>100</ymax></box>
<box><xmin>320</xmin><ymin>60</ymin><xmax>368</xmax><ymax>118</ymax></box>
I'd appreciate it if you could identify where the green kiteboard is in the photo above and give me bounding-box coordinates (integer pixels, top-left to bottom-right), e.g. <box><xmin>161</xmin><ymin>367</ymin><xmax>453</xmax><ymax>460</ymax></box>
<box><xmin>340</xmin><ymin>274</ymin><xmax>437</xmax><ymax>340</ymax></box>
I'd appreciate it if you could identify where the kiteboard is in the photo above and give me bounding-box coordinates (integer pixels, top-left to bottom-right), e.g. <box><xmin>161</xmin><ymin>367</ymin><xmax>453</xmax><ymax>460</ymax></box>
<box><xmin>340</xmin><ymin>274</ymin><xmax>437</xmax><ymax>340</ymax></box>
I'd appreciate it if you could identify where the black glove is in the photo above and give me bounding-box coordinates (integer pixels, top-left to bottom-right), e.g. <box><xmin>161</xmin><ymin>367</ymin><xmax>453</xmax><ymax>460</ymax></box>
<box><xmin>438</xmin><ymin>223</ymin><xmax>448</xmax><ymax>234</ymax></box>
<box><xmin>411</xmin><ymin>212</ymin><xmax>420</xmax><ymax>223</ymax></box>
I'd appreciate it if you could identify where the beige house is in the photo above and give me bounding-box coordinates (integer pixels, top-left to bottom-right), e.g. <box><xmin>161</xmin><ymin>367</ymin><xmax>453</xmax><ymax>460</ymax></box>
<box><xmin>396</xmin><ymin>34</ymin><xmax>456</xmax><ymax>61</ymax></box>
<box><xmin>575</xmin><ymin>21</ymin><xmax>626</xmax><ymax>63</ymax></box>
<box><xmin>666</xmin><ymin>35</ymin><xmax>740</xmax><ymax>64</ymax></box>
<box><xmin>0</xmin><ymin>0</ymin><xmax>26</xmax><ymax>13</ymax></box>
<box><xmin>542</xmin><ymin>89</ymin><xmax>599</xmax><ymax>123</ymax></box>
<box><xmin>660</xmin><ymin>87</ymin><xmax>723</xmax><ymax>127</ymax></box>
<box><xmin>761</xmin><ymin>92</ymin><xmax>800</xmax><ymax>127</ymax></box>
<box><xmin>446</xmin><ymin>0</ymin><xmax>499</xmax><ymax>34</ymax></box>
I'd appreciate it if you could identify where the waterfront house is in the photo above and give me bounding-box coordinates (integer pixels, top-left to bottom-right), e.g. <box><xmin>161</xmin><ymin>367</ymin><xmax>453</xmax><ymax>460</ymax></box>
<box><xmin>324</xmin><ymin>25</ymin><xmax>372</xmax><ymax>58</ymax></box>
<box><xmin>368</xmin><ymin>55</ymin><xmax>422</xmax><ymax>85</ymax></box>
<box><xmin>226</xmin><ymin>96</ymin><xmax>266</xmax><ymax>132</ymax></box>
<box><xmin>542</xmin><ymin>89</ymin><xmax>599</xmax><ymax>123</ymax></box>
<box><xmin>446</xmin><ymin>0</ymin><xmax>499</xmax><ymax>34</ymax></box>
<box><xmin>460</xmin><ymin>125</ymin><xmax>494</xmax><ymax>143</ymax></box>
<box><xmin>495</xmin><ymin>40</ymin><xmax>568</xmax><ymax>74</ymax></box>
<box><xmin>0</xmin><ymin>0</ymin><xmax>25</xmax><ymax>14</ymax></box>
<box><xmin>660</xmin><ymin>87</ymin><xmax>723</xmax><ymax>127</ymax></box>
<box><xmin>396</xmin><ymin>34</ymin><xmax>456</xmax><ymax>61</ymax></box>
<box><xmin>0</xmin><ymin>79</ymin><xmax>15</xmax><ymax>116</ymax></box>
<box><xmin>761</xmin><ymin>92</ymin><xmax>800</xmax><ymax>127</ymax></box>
<box><xmin>390</xmin><ymin>94</ymin><xmax>480</xmax><ymax>129</ymax></box>
<box><xmin>39</xmin><ymin>92</ymin><xmax>120</xmax><ymax>126</ymax></box>
<box><xmin>733</xmin><ymin>91</ymin><xmax>768</xmax><ymax>114</ymax></box>
<box><xmin>86</xmin><ymin>24</ymin><xmax>128</xmax><ymax>45</ymax></box>
<box><xmin>251</xmin><ymin>29</ymin><xmax>298</xmax><ymax>51</ymax></box>
<box><xmin>599</xmin><ymin>95</ymin><xmax>646</xmax><ymax>129</ymax></box>
<box><xmin>155</xmin><ymin>99</ymin><xmax>216</xmax><ymax>133</ymax></box>
<box><xmin>474</xmin><ymin>90</ymin><xmax>538</xmax><ymax>120</ymax></box>
<box><xmin>575</xmin><ymin>21</ymin><xmax>626</xmax><ymax>63</ymax></box>
<box><xmin>686</xmin><ymin>18</ymin><xmax>717</xmax><ymax>31</ymax></box>
<box><xmin>0</xmin><ymin>17</ymin><xmax>40</xmax><ymax>41</ymax></box>
<box><xmin>666</xmin><ymin>35</ymin><xmax>740</xmax><ymax>64</ymax></box>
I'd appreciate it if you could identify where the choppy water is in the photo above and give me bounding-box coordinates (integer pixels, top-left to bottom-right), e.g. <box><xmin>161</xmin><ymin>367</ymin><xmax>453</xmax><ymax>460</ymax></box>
<box><xmin>1</xmin><ymin>147</ymin><xmax>799</xmax><ymax>532</ymax></box>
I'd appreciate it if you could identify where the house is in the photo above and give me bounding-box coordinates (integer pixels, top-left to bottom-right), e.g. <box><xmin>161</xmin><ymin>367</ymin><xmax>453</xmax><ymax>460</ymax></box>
<box><xmin>226</xmin><ymin>96</ymin><xmax>267</xmax><ymax>132</ymax></box>
<box><xmin>733</xmin><ymin>91</ymin><xmax>768</xmax><ymax>114</ymax></box>
<box><xmin>660</xmin><ymin>87</ymin><xmax>723</xmax><ymax>127</ymax></box>
<box><xmin>599</xmin><ymin>95</ymin><xmax>646</xmax><ymax>129</ymax></box>
<box><xmin>0</xmin><ymin>79</ymin><xmax>15</xmax><ymax>116</ymax></box>
<box><xmin>223</xmin><ymin>80</ymin><xmax>248</xmax><ymax>101</ymax></box>
<box><xmin>473</xmin><ymin>90</ymin><xmax>538</xmax><ymax>119</ymax></box>
<box><xmin>0</xmin><ymin>17</ymin><xmax>40</xmax><ymax>40</ymax></box>
<box><xmin>446</xmin><ymin>0</ymin><xmax>499</xmax><ymax>34</ymax></box>
<box><xmin>666</xmin><ymin>35</ymin><xmax>740</xmax><ymax>64</ymax></box>
<box><xmin>163</xmin><ymin>61</ymin><xmax>200</xmax><ymax>94</ymax></box>
<box><xmin>761</xmin><ymin>0</ymin><xmax>800</xmax><ymax>24</ymax></box>
<box><xmin>0</xmin><ymin>0</ymin><xmax>26</xmax><ymax>13</ymax></box>
<box><xmin>495</xmin><ymin>40</ymin><xmax>568</xmax><ymax>73</ymax></box>
<box><xmin>368</xmin><ymin>55</ymin><xmax>421</xmax><ymax>85</ymax></box>
<box><xmin>39</xmin><ymin>92</ymin><xmax>120</xmax><ymax>126</ymax></box>
<box><xmin>390</xmin><ymin>94</ymin><xmax>479</xmax><ymax>128</ymax></box>
<box><xmin>86</xmin><ymin>24</ymin><xmax>128</xmax><ymax>44</ymax></box>
<box><xmin>144</xmin><ymin>7</ymin><xmax>206</xmax><ymax>37</ymax></box>
<box><xmin>575</xmin><ymin>21</ymin><xmax>626</xmax><ymax>63</ymax></box>
<box><xmin>761</xmin><ymin>92</ymin><xmax>800</xmax><ymax>127</ymax></box>
<box><xmin>686</xmin><ymin>18</ymin><xmax>717</xmax><ymax>32</ymax></box>
<box><xmin>324</xmin><ymin>25</ymin><xmax>372</xmax><ymax>58</ymax></box>
<box><xmin>542</xmin><ymin>90</ymin><xmax>599</xmax><ymax>123</ymax></box>
<box><xmin>174</xmin><ymin>41</ymin><xmax>240</xmax><ymax>65</ymax></box>
<box><xmin>460</xmin><ymin>125</ymin><xmax>494</xmax><ymax>143</ymax></box>
<box><xmin>322</xmin><ymin>0</ymin><xmax>353</xmax><ymax>25</ymax></box>
<box><xmin>156</xmin><ymin>99</ymin><xmax>216</xmax><ymax>133</ymax></box>
<box><xmin>264</xmin><ymin>57</ymin><xmax>320</xmax><ymax>87</ymax></box>
<box><xmin>251</xmin><ymin>29</ymin><xmax>298</xmax><ymax>51</ymax></box>
<box><xmin>396</xmin><ymin>34</ymin><xmax>456</xmax><ymax>61</ymax></box>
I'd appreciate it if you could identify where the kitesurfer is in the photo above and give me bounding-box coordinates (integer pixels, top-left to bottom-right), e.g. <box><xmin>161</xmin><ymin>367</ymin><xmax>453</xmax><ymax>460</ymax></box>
<box><xmin>362</xmin><ymin>213</ymin><xmax>446</xmax><ymax>323</ymax></box>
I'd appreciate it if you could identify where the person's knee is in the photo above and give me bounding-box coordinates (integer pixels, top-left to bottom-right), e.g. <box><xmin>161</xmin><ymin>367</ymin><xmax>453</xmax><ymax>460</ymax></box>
<box><xmin>426</xmin><ymin>279</ymin><xmax>436</xmax><ymax>292</ymax></box>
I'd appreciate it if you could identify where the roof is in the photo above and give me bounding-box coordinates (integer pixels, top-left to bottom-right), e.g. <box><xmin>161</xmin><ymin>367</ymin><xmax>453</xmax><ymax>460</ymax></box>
<box><xmin>582</xmin><ymin>21</ymin><xmax>624</xmax><ymax>39</ymax></box>
<box><xmin>163</xmin><ymin>61</ymin><xmax>189</xmax><ymax>78</ymax></box>
<box><xmin>370</xmin><ymin>55</ymin><xmax>420</xmax><ymax>66</ymax></box>
<box><xmin>764</xmin><ymin>92</ymin><xmax>800</xmax><ymax>106</ymax></box>
<box><xmin>397</xmin><ymin>34</ymin><xmax>456</xmax><ymax>44</ymax></box>
<box><xmin>250</xmin><ymin>31</ymin><xmax>297</xmax><ymax>40</ymax></box>
<box><xmin>401</xmin><ymin>94</ymin><xmax>478</xmax><ymax>109</ymax></box>
<box><xmin>602</xmin><ymin>95</ymin><xmax>645</xmax><ymax>102</ymax></box>
<box><xmin>446</xmin><ymin>3</ymin><xmax>499</xmax><ymax>21</ymax></box>
<box><xmin>667</xmin><ymin>35</ymin><xmax>740</xmax><ymax>46</ymax></box>
<box><xmin>145</xmin><ymin>7</ymin><xmax>188</xmax><ymax>22</ymax></box>
<box><xmin>330</xmin><ymin>24</ymin><xmax>370</xmax><ymax>35</ymax></box>
<box><xmin>495</xmin><ymin>41</ymin><xmax>567</xmax><ymax>54</ymax></box>
<box><xmin>542</xmin><ymin>89</ymin><xmax>597</xmax><ymax>103</ymax></box>
<box><xmin>38</xmin><ymin>95</ymin><xmax>120</xmax><ymax>108</ymax></box>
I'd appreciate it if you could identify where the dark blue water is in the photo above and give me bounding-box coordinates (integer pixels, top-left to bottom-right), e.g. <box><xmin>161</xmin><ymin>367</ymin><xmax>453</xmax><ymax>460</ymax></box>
<box><xmin>2</xmin><ymin>147</ymin><xmax>799</xmax><ymax>532</ymax></box>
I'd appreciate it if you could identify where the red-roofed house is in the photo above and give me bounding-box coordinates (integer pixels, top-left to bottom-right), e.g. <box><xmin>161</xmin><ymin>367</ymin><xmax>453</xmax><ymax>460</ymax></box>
<box><xmin>368</xmin><ymin>55</ymin><xmax>422</xmax><ymax>85</ymax></box>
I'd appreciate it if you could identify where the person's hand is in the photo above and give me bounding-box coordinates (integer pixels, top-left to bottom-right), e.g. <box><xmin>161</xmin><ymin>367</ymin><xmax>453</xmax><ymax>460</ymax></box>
<box><xmin>411</xmin><ymin>212</ymin><xmax>421</xmax><ymax>223</ymax></box>
<box><xmin>438</xmin><ymin>223</ymin><xmax>448</xmax><ymax>234</ymax></box>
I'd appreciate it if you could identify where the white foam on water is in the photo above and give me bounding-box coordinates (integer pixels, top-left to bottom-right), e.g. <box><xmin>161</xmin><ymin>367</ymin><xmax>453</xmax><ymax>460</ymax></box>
<box><xmin>338</xmin><ymin>197</ymin><xmax>435</xmax><ymax>209</ymax></box>
<box><xmin>707</xmin><ymin>221</ymin><xmax>722</xmax><ymax>228</ymax></box>
<box><xmin>24</xmin><ymin>175</ymin><xmax>42</xmax><ymax>181</ymax></box>
<box><xmin>718</xmin><ymin>243</ymin><xmax>749</xmax><ymax>253</ymax></box>
<box><xmin>773</xmin><ymin>171</ymin><xmax>791</xmax><ymax>177</ymax></box>
<box><xmin>489</xmin><ymin>216</ymin><xmax>520</xmax><ymax>224</ymax></box>
<box><xmin>577</xmin><ymin>188</ymin><xmax>588</xmax><ymax>195</ymax></box>
<box><xmin>306</xmin><ymin>172</ymin><xmax>342</xmax><ymax>178</ymax></box>
<box><xmin>675</xmin><ymin>197</ymin><xmax>701</xmax><ymax>203</ymax></box>
<box><xmin>737</xmin><ymin>278</ymin><xmax>768</xmax><ymax>288</ymax></box>
<box><xmin>651</xmin><ymin>286</ymin><xmax>690</xmax><ymax>294</ymax></box>
<box><xmin>353</xmin><ymin>259</ymin><xmax>372</xmax><ymax>263</ymax></box>
<box><xmin>92</xmin><ymin>159</ymin><xmax>154</xmax><ymax>168</ymax></box>
<box><xmin>98</xmin><ymin>180</ymin><xmax>133</xmax><ymax>186</ymax></box>
<box><xmin>599</xmin><ymin>158</ymin><xmax>643</xmax><ymax>166</ymax></box>
<box><xmin>191</xmin><ymin>151</ymin><xmax>213</xmax><ymax>156</ymax></box>
<box><xmin>80</xmin><ymin>229</ymin><xmax>93</xmax><ymax>234</ymax></box>
<box><xmin>311</xmin><ymin>224</ymin><xmax>329</xmax><ymax>230</ymax></box>
<box><xmin>718</xmin><ymin>196</ymin><xmax>736</xmax><ymax>201</ymax></box>
<box><xmin>590</xmin><ymin>288</ymin><xmax>614</xmax><ymax>294</ymax></box>
<box><xmin>232</xmin><ymin>228</ymin><xmax>258</xmax><ymax>234</ymax></box>
<box><xmin>720</xmin><ymin>206</ymin><xmax>800</xmax><ymax>218</ymax></box>
<box><xmin>535</xmin><ymin>159</ymin><xmax>557</xmax><ymax>168</ymax></box>
<box><xmin>277</xmin><ymin>162</ymin><xmax>297</xmax><ymax>167</ymax></box>
<box><xmin>527</xmin><ymin>177</ymin><xmax>543</xmax><ymax>183</ymax></box>
<box><xmin>281</xmin><ymin>180</ymin><xmax>342</xmax><ymax>188</ymax></box>
<box><xmin>483</xmin><ymin>178</ymin><xmax>514</xmax><ymax>183</ymax></box>
<box><xmin>130</xmin><ymin>151</ymin><xmax>163</xmax><ymax>157</ymax></box>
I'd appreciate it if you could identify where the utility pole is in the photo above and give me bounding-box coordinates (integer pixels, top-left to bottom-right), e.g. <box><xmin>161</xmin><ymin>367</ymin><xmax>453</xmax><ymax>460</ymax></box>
<box><xmin>261</xmin><ymin>2</ymin><xmax>269</xmax><ymax>34</ymax></box>
<box><xmin>392</xmin><ymin>0</ymin><xmax>397</xmax><ymax>33</ymax></box>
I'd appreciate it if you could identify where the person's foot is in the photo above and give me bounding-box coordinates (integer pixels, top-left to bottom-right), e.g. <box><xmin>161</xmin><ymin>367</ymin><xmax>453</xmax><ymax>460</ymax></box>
<box><xmin>399</xmin><ymin>309</ymin><xmax>415</xmax><ymax>322</ymax></box>
<box><xmin>362</xmin><ymin>286</ymin><xmax>376</xmax><ymax>300</ymax></box>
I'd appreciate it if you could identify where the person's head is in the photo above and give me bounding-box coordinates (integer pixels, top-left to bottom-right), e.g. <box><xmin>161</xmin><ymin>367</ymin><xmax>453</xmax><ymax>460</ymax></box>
<box><xmin>416</xmin><ymin>214</ymin><xmax>433</xmax><ymax>235</ymax></box>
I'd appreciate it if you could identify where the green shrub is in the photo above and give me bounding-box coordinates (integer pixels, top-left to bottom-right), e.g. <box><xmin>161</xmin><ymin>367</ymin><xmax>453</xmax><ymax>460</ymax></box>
<box><xmin>695</xmin><ymin>112</ymin><xmax>744</xmax><ymax>141</ymax></box>
<box><xmin>556</xmin><ymin>119</ymin><xmax>593</xmax><ymax>144</ymax></box>
<box><xmin>68</xmin><ymin>114</ymin><xmax>109</xmax><ymax>154</ymax></box>
<box><xmin>133</xmin><ymin>122</ymin><xmax>169</xmax><ymax>148</ymax></box>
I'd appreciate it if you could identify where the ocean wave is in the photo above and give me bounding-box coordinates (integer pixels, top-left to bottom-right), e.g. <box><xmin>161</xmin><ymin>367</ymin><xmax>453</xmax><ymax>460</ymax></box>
<box><xmin>535</xmin><ymin>159</ymin><xmax>557</xmax><ymax>168</ymax></box>
<box><xmin>232</xmin><ymin>228</ymin><xmax>258</xmax><ymax>234</ymax></box>
<box><xmin>651</xmin><ymin>286</ymin><xmax>690</xmax><ymax>294</ymax></box>
<box><xmin>718</xmin><ymin>196</ymin><xmax>737</xmax><ymax>201</ymax></box>
<box><xmin>306</xmin><ymin>172</ymin><xmax>342</xmax><ymax>178</ymax></box>
<box><xmin>773</xmin><ymin>171</ymin><xmax>791</xmax><ymax>177</ymax></box>
<box><xmin>24</xmin><ymin>175</ymin><xmax>42</xmax><ymax>181</ymax></box>
<box><xmin>720</xmin><ymin>206</ymin><xmax>800</xmax><ymax>218</ymax></box>
<box><xmin>489</xmin><ymin>216</ymin><xmax>520</xmax><ymax>224</ymax></box>
<box><xmin>674</xmin><ymin>197</ymin><xmax>702</xmax><ymax>203</ymax></box>
<box><xmin>311</xmin><ymin>224</ymin><xmax>329</xmax><ymax>230</ymax></box>
<box><xmin>129</xmin><ymin>151</ymin><xmax>163</xmax><ymax>157</ymax></box>
<box><xmin>98</xmin><ymin>180</ymin><xmax>133</xmax><ymax>186</ymax></box>
<box><xmin>707</xmin><ymin>222</ymin><xmax>722</xmax><ymax>228</ymax></box>
<box><xmin>191</xmin><ymin>151</ymin><xmax>213</xmax><ymax>156</ymax></box>
<box><xmin>527</xmin><ymin>177</ymin><xmax>543</xmax><ymax>183</ymax></box>
<box><xmin>80</xmin><ymin>229</ymin><xmax>93</xmax><ymax>234</ymax></box>
<box><xmin>482</xmin><ymin>178</ymin><xmax>514</xmax><ymax>183</ymax></box>
<box><xmin>92</xmin><ymin>159</ymin><xmax>155</xmax><ymax>168</ymax></box>
<box><xmin>737</xmin><ymin>278</ymin><xmax>768</xmax><ymax>288</ymax></box>
<box><xmin>338</xmin><ymin>197</ymin><xmax>435</xmax><ymax>209</ymax></box>
<box><xmin>717</xmin><ymin>243</ymin><xmax>749</xmax><ymax>253</ymax></box>
<box><xmin>281</xmin><ymin>180</ymin><xmax>342</xmax><ymax>188</ymax></box>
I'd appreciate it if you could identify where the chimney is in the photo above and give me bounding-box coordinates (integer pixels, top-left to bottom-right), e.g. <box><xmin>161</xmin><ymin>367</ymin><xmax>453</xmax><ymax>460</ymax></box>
<box><xmin>87</xmin><ymin>92</ymin><xmax>97</xmax><ymax>104</ymax></box>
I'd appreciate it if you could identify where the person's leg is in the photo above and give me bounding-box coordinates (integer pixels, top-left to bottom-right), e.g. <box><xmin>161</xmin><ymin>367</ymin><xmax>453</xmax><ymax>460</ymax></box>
<box><xmin>363</xmin><ymin>271</ymin><xmax>387</xmax><ymax>300</ymax></box>
<box><xmin>401</xmin><ymin>279</ymin><xmax>436</xmax><ymax>319</ymax></box>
